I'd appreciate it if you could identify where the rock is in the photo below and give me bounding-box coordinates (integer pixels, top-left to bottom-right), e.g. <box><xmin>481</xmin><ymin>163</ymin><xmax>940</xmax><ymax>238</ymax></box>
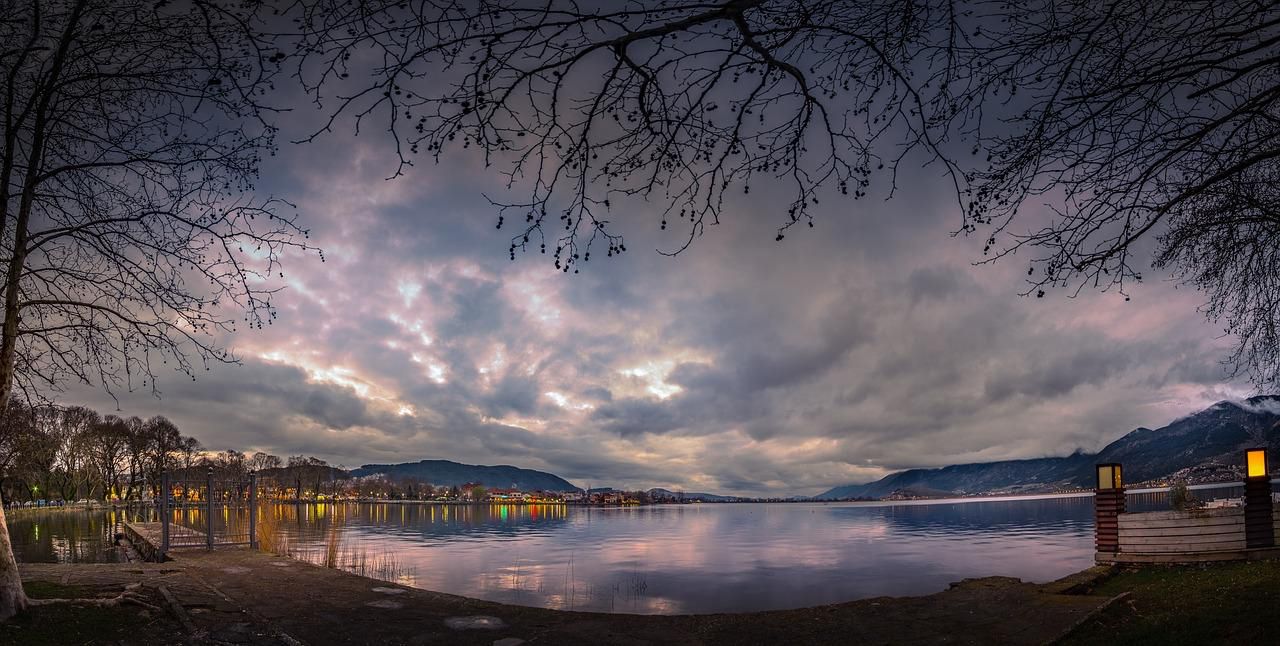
<box><xmin>444</xmin><ymin>615</ymin><xmax>507</xmax><ymax>630</ymax></box>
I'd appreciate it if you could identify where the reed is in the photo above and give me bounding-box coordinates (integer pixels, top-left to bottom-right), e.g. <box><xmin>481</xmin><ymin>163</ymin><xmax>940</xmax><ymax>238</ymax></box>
<box><xmin>256</xmin><ymin>503</ymin><xmax>413</xmax><ymax>584</ymax></box>
<box><xmin>323</xmin><ymin>520</ymin><xmax>342</xmax><ymax>568</ymax></box>
<box><xmin>255</xmin><ymin>504</ymin><xmax>294</xmax><ymax>557</ymax></box>
<box><xmin>337</xmin><ymin>542</ymin><xmax>414</xmax><ymax>584</ymax></box>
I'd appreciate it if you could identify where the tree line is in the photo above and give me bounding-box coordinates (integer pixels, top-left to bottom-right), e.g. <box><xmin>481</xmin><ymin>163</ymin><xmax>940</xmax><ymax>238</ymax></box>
<box><xmin>0</xmin><ymin>402</ymin><xmax>334</xmax><ymax>506</ymax></box>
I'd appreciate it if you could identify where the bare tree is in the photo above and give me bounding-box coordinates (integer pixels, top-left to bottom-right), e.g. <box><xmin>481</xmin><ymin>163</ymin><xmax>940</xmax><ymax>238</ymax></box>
<box><xmin>293</xmin><ymin>0</ymin><xmax>1280</xmax><ymax>386</ymax></box>
<box><xmin>141</xmin><ymin>415</ymin><xmax>181</xmax><ymax>494</ymax></box>
<box><xmin>0</xmin><ymin>401</ymin><xmax>35</xmax><ymax>483</ymax></box>
<box><xmin>248</xmin><ymin>450</ymin><xmax>282</xmax><ymax>473</ymax></box>
<box><xmin>0</xmin><ymin>1</ymin><xmax>311</xmax><ymax>618</ymax></box>
<box><xmin>176</xmin><ymin>434</ymin><xmax>203</xmax><ymax>473</ymax></box>
<box><xmin>122</xmin><ymin>415</ymin><xmax>147</xmax><ymax>501</ymax></box>
<box><xmin>216</xmin><ymin>448</ymin><xmax>247</xmax><ymax>478</ymax></box>
<box><xmin>956</xmin><ymin>1</ymin><xmax>1280</xmax><ymax>389</ymax></box>
<box><xmin>46</xmin><ymin>405</ymin><xmax>98</xmax><ymax>501</ymax></box>
<box><xmin>88</xmin><ymin>415</ymin><xmax>128</xmax><ymax>501</ymax></box>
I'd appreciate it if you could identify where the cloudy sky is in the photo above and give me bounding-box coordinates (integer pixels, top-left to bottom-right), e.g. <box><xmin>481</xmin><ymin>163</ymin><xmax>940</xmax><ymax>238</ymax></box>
<box><xmin>63</xmin><ymin>88</ymin><xmax>1252</xmax><ymax>497</ymax></box>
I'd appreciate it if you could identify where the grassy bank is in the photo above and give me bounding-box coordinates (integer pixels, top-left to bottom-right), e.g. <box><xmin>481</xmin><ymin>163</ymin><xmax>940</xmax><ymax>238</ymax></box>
<box><xmin>0</xmin><ymin>581</ymin><xmax>181</xmax><ymax>646</ymax></box>
<box><xmin>1062</xmin><ymin>560</ymin><xmax>1280</xmax><ymax>645</ymax></box>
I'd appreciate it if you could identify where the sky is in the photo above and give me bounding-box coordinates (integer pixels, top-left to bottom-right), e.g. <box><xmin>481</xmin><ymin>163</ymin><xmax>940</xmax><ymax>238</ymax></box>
<box><xmin>62</xmin><ymin>83</ymin><xmax>1255</xmax><ymax>498</ymax></box>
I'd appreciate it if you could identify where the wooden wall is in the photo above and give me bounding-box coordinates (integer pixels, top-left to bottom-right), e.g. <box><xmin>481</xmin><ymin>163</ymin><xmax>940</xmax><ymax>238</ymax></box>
<box><xmin>1116</xmin><ymin>508</ymin><xmax>1245</xmax><ymax>553</ymax></box>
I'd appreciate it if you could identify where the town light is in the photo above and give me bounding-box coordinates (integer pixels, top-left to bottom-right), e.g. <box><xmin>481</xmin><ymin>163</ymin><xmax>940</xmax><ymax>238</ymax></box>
<box><xmin>1246</xmin><ymin>448</ymin><xmax>1268</xmax><ymax>479</ymax></box>
<box><xmin>1096</xmin><ymin>463</ymin><xmax>1123</xmax><ymax>490</ymax></box>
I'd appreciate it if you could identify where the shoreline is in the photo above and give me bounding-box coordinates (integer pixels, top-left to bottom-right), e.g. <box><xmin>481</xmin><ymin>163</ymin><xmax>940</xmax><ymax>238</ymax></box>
<box><xmin>15</xmin><ymin>549</ymin><xmax>1116</xmax><ymax>645</ymax></box>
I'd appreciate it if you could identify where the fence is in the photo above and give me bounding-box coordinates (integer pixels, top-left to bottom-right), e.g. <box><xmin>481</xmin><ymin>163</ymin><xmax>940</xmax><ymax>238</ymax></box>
<box><xmin>161</xmin><ymin>468</ymin><xmax>258</xmax><ymax>552</ymax></box>
<box><xmin>1094</xmin><ymin>455</ymin><xmax>1280</xmax><ymax>564</ymax></box>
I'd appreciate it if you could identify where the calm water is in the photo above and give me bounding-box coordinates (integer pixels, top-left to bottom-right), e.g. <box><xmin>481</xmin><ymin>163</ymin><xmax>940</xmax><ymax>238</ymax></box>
<box><xmin>5</xmin><ymin>487</ymin><xmax>1248</xmax><ymax>614</ymax></box>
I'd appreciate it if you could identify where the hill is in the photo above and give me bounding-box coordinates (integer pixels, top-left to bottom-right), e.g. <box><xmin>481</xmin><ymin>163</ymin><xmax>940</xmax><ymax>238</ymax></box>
<box><xmin>647</xmin><ymin>488</ymin><xmax>743</xmax><ymax>502</ymax></box>
<box><xmin>351</xmin><ymin>459</ymin><xmax>580</xmax><ymax>492</ymax></box>
<box><xmin>816</xmin><ymin>397</ymin><xmax>1280</xmax><ymax>500</ymax></box>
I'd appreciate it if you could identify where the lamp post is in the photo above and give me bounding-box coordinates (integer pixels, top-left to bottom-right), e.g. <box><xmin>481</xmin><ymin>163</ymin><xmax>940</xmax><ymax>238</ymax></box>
<box><xmin>1243</xmin><ymin>448</ymin><xmax>1274</xmax><ymax>549</ymax></box>
<box><xmin>1094</xmin><ymin>463</ymin><xmax>1125</xmax><ymax>554</ymax></box>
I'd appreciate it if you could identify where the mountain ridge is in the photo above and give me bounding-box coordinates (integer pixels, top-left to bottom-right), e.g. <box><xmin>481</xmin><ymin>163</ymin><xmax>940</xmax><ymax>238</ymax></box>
<box><xmin>815</xmin><ymin>397</ymin><xmax>1280</xmax><ymax>500</ymax></box>
<box><xmin>351</xmin><ymin>459</ymin><xmax>580</xmax><ymax>492</ymax></box>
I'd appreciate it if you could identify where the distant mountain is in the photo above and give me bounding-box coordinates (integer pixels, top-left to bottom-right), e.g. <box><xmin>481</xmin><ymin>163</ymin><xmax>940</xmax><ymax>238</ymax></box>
<box><xmin>647</xmin><ymin>488</ymin><xmax>742</xmax><ymax>502</ymax></box>
<box><xmin>351</xmin><ymin>459</ymin><xmax>579</xmax><ymax>492</ymax></box>
<box><xmin>816</xmin><ymin>397</ymin><xmax>1280</xmax><ymax>500</ymax></box>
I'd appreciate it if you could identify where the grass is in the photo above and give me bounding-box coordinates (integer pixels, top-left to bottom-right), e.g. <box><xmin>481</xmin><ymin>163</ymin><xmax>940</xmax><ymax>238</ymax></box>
<box><xmin>22</xmin><ymin>580</ymin><xmax>86</xmax><ymax>599</ymax></box>
<box><xmin>0</xmin><ymin>581</ymin><xmax>180</xmax><ymax>646</ymax></box>
<box><xmin>1061</xmin><ymin>560</ymin><xmax>1280</xmax><ymax>645</ymax></box>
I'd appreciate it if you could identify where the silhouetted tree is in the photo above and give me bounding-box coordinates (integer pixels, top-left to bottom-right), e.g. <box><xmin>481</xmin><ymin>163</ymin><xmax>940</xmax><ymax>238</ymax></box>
<box><xmin>176</xmin><ymin>435</ymin><xmax>204</xmax><ymax>473</ymax></box>
<box><xmin>88</xmin><ymin>416</ymin><xmax>129</xmax><ymax>501</ymax></box>
<box><xmin>293</xmin><ymin>0</ymin><xmax>1280</xmax><ymax>386</ymax></box>
<box><xmin>47</xmin><ymin>406</ymin><xmax>98</xmax><ymax>500</ymax></box>
<box><xmin>122</xmin><ymin>416</ymin><xmax>147</xmax><ymax>501</ymax></box>
<box><xmin>0</xmin><ymin>402</ymin><xmax>35</xmax><ymax>485</ymax></box>
<box><xmin>0</xmin><ymin>0</ymin><xmax>311</xmax><ymax>618</ymax></box>
<box><xmin>249</xmin><ymin>450</ymin><xmax>283</xmax><ymax>473</ymax></box>
<box><xmin>217</xmin><ymin>449</ymin><xmax>247</xmax><ymax>479</ymax></box>
<box><xmin>141</xmin><ymin>416</ymin><xmax>182</xmax><ymax>495</ymax></box>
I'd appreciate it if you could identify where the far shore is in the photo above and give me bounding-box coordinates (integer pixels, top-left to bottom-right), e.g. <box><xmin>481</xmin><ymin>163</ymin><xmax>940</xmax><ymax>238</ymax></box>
<box><xmin>6</xmin><ymin>477</ymin><xmax>1275</xmax><ymax>517</ymax></box>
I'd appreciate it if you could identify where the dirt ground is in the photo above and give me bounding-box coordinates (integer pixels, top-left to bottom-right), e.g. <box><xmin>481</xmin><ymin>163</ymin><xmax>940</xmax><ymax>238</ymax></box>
<box><xmin>11</xmin><ymin>549</ymin><xmax>1115</xmax><ymax>645</ymax></box>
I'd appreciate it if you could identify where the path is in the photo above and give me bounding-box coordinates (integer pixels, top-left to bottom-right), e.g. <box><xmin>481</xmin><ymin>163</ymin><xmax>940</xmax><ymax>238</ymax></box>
<box><xmin>19</xmin><ymin>549</ymin><xmax>1115</xmax><ymax>645</ymax></box>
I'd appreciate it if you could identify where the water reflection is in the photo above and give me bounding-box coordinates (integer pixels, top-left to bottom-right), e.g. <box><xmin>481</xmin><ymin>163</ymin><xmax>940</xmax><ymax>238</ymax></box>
<box><xmin>8</xmin><ymin>483</ymin><xmax>1270</xmax><ymax>614</ymax></box>
<box><xmin>8</xmin><ymin>507</ymin><xmax>142</xmax><ymax>563</ymax></box>
<box><xmin>255</xmin><ymin>499</ymin><xmax>1100</xmax><ymax>614</ymax></box>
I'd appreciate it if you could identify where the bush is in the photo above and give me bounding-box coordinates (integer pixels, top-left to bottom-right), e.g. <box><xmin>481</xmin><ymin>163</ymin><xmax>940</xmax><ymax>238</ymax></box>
<box><xmin>1168</xmin><ymin>482</ymin><xmax>1202</xmax><ymax>511</ymax></box>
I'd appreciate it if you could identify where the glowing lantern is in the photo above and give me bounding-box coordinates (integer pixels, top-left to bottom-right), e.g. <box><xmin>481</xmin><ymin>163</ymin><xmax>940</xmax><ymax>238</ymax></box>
<box><xmin>1096</xmin><ymin>463</ymin><xmax>1123</xmax><ymax>490</ymax></box>
<box><xmin>1246</xmin><ymin>448</ymin><xmax>1268</xmax><ymax>479</ymax></box>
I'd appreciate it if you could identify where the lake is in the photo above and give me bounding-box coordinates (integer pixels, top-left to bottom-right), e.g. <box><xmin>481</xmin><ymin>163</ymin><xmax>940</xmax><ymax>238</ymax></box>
<box><xmin>3</xmin><ymin>487</ymin><xmax>1245</xmax><ymax>614</ymax></box>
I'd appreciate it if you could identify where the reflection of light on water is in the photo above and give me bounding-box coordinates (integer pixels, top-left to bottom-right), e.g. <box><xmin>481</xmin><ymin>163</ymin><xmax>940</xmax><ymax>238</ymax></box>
<box><xmin>18</xmin><ymin>498</ymin><xmax>1107</xmax><ymax>613</ymax></box>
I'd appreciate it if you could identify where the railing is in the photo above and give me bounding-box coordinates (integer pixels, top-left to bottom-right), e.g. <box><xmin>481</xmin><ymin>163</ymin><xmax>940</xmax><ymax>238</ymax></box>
<box><xmin>160</xmin><ymin>468</ymin><xmax>258</xmax><ymax>554</ymax></box>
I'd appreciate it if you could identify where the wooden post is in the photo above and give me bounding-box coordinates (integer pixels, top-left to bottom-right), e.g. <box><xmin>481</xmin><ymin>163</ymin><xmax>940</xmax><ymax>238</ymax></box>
<box><xmin>248</xmin><ymin>472</ymin><xmax>258</xmax><ymax>550</ymax></box>
<box><xmin>1244</xmin><ymin>476</ymin><xmax>1275</xmax><ymax>549</ymax></box>
<box><xmin>1244</xmin><ymin>448</ymin><xmax>1274</xmax><ymax>549</ymax></box>
<box><xmin>206</xmin><ymin>467</ymin><xmax>214</xmax><ymax>550</ymax></box>
<box><xmin>160</xmin><ymin>471</ymin><xmax>169</xmax><ymax>557</ymax></box>
<box><xmin>1095</xmin><ymin>463</ymin><xmax>1125</xmax><ymax>553</ymax></box>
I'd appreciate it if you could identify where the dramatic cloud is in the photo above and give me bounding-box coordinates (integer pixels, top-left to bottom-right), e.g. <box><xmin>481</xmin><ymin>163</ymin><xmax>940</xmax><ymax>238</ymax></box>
<box><xmin>60</xmin><ymin>96</ymin><xmax>1253</xmax><ymax>497</ymax></box>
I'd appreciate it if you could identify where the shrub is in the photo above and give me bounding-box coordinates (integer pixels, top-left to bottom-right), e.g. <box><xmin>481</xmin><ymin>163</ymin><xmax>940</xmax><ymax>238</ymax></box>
<box><xmin>1168</xmin><ymin>482</ymin><xmax>1202</xmax><ymax>511</ymax></box>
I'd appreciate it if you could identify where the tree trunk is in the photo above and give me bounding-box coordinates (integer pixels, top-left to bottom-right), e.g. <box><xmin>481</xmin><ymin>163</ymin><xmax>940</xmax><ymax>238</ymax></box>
<box><xmin>0</xmin><ymin>0</ymin><xmax>88</xmax><ymax>621</ymax></box>
<box><xmin>0</xmin><ymin>500</ymin><xmax>23</xmax><ymax>620</ymax></box>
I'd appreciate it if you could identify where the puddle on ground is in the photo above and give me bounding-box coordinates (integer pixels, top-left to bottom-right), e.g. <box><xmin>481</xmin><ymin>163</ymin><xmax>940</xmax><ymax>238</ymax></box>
<box><xmin>371</xmin><ymin>587</ymin><xmax>406</xmax><ymax>595</ymax></box>
<box><xmin>366</xmin><ymin>599</ymin><xmax>404</xmax><ymax>609</ymax></box>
